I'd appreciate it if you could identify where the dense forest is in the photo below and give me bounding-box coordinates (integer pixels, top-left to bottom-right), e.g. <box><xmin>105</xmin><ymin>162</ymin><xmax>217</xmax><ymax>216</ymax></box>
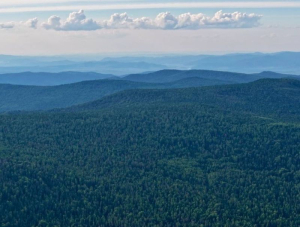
<box><xmin>0</xmin><ymin>78</ymin><xmax>300</xmax><ymax>226</ymax></box>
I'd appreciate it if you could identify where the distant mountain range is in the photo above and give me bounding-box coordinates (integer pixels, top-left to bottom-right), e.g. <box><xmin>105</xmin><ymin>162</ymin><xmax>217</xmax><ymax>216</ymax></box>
<box><xmin>0</xmin><ymin>69</ymin><xmax>299</xmax><ymax>112</ymax></box>
<box><xmin>122</xmin><ymin>70</ymin><xmax>296</xmax><ymax>84</ymax></box>
<box><xmin>0</xmin><ymin>60</ymin><xmax>165</xmax><ymax>76</ymax></box>
<box><xmin>1</xmin><ymin>52</ymin><xmax>300</xmax><ymax>75</ymax></box>
<box><xmin>0</xmin><ymin>69</ymin><xmax>297</xmax><ymax>86</ymax></box>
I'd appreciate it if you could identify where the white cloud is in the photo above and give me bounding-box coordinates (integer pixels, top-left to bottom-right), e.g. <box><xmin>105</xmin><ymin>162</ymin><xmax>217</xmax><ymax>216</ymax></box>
<box><xmin>25</xmin><ymin>18</ymin><xmax>38</xmax><ymax>29</ymax></box>
<box><xmin>155</xmin><ymin>12</ymin><xmax>178</xmax><ymax>29</ymax></box>
<box><xmin>0</xmin><ymin>22</ymin><xmax>14</xmax><ymax>29</ymax></box>
<box><xmin>42</xmin><ymin>16</ymin><xmax>62</xmax><ymax>30</ymax></box>
<box><xmin>162</xmin><ymin>11</ymin><xmax>262</xmax><ymax>29</ymax></box>
<box><xmin>0</xmin><ymin>10</ymin><xmax>262</xmax><ymax>31</ymax></box>
<box><xmin>42</xmin><ymin>10</ymin><xmax>100</xmax><ymax>31</ymax></box>
<box><xmin>206</xmin><ymin>11</ymin><xmax>262</xmax><ymax>28</ymax></box>
<box><xmin>0</xmin><ymin>19</ymin><xmax>39</xmax><ymax>29</ymax></box>
<box><xmin>42</xmin><ymin>10</ymin><xmax>262</xmax><ymax>31</ymax></box>
<box><xmin>103</xmin><ymin>13</ymin><xmax>133</xmax><ymax>29</ymax></box>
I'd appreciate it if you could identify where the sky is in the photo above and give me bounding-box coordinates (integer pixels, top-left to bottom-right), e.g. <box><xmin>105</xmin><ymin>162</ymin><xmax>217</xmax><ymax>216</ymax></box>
<box><xmin>0</xmin><ymin>0</ymin><xmax>300</xmax><ymax>55</ymax></box>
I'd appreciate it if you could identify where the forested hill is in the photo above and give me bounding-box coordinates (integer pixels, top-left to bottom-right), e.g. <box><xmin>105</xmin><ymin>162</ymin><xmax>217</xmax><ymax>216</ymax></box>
<box><xmin>1</xmin><ymin>69</ymin><xmax>295</xmax><ymax>86</ymax></box>
<box><xmin>0</xmin><ymin>77</ymin><xmax>230</xmax><ymax>112</ymax></box>
<box><xmin>122</xmin><ymin>69</ymin><xmax>297</xmax><ymax>84</ymax></box>
<box><xmin>0</xmin><ymin>69</ymin><xmax>298</xmax><ymax>112</ymax></box>
<box><xmin>66</xmin><ymin>78</ymin><xmax>300</xmax><ymax>121</ymax></box>
<box><xmin>0</xmin><ymin>71</ymin><xmax>116</xmax><ymax>86</ymax></box>
<box><xmin>0</xmin><ymin>80</ymin><xmax>158</xmax><ymax>112</ymax></box>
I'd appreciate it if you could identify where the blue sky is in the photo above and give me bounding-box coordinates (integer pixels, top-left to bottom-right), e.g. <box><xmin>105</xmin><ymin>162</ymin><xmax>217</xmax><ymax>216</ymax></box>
<box><xmin>0</xmin><ymin>0</ymin><xmax>299</xmax><ymax>55</ymax></box>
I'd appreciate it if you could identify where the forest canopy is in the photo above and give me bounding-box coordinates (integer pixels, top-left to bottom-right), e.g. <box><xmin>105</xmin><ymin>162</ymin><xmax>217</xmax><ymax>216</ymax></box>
<box><xmin>0</xmin><ymin>78</ymin><xmax>300</xmax><ymax>226</ymax></box>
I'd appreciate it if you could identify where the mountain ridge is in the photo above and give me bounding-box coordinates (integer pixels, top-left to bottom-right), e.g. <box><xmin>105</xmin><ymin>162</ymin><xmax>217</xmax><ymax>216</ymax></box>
<box><xmin>0</xmin><ymin>70</ymin><xmax>298</xmax><ymax>112</ymax></box>
<box><xmin>1</xmin><ymin>52</ymin><xmax>300</xmax><ymax>75</ymax></box>
<box><xmin>63</xmin><ymin>78</ymin><xmax>300</xmax><ymax>121</ymax></box>
<box><xmin>0</xmin><ymin>71</ymin><xmax>116</xmax><ymax>86</ymax></box>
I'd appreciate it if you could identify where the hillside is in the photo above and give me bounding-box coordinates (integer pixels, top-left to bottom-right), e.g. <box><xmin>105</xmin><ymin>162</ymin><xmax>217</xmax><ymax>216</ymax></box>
<box><xmin>0</xmin><ymin>70</ymin><xmax>298</xmax><ymax>112</ymax></box>
<box><xmin>0</xmin><ymin>71</ymin><xmax>115</xmax><ymax>86</ymax></box>
<box><xmin>0</xmin><ymin>77</ymin><xmax>226</xmax><ymax>112</ymax></box>
<box><xmin>0</xmin><ymin>70</ymin><xmax>294</xmax><ymax>87</ymax></box>
<box><xmin>67</xmin><ymin>78</ymin><xmax>300</xmax><ymax>121</ymax></box>
<box><xmin>123</xmin><ymin>69</ymin><xmax>297</xmax><ymax>84</ymax></box>
<box><xmin>0</xmin><ymin>80</ymin><xmax>157</xmax><ymax>112</ymax></box>
<box><xmin>1</xmin><ymin>78</ymin><xmax>300</xmax><ymax>226</ymax></box>
<box><xmin>162</xmin><ymin>76</ymin><xmax>232</xmax><ymax>88</ymax></box>
<box><xmin>0</xmin><ymin>61</ymin><xmax>166</xmax><ymax>76</ymax></box>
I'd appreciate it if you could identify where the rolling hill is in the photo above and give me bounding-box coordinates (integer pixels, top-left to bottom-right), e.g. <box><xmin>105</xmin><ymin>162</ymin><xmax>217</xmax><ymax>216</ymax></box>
<box><xmin>0</xmin><ymin>61</ymin><xmax>166</xmax><ymax>76</ymax></box>
<box><xmin>122</xmin><ymin>69</ymin><xmax>297</xmax><ymax>84</ymax></box>
<box><xmin>0</xmin><ymin>70</ymin><xmax>298</xmax><ymax>112</ymax></box>
<box><xmin>0</xmin><ymin>80</ymin><xmax>157</xmax><ymax>112</ymax></box>
<box><xmin>66</xmin><ymin>78</ymin><xmax>300</xmax><ymax>121</ymax></box>
<box><xmin>0</xmin><ymin>71</ymin><xmax>115</xmax><ymax>86</ymax></box>
<box><xmin>0</xmin><ymin>77</ymin><xmax>225</xmax><ymax>112</ymax></box>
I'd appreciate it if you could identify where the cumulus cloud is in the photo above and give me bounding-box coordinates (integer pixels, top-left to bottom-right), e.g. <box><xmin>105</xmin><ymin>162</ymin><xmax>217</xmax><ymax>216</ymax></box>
<box><xmin>42</xmin><ymin>9</ymin><xmax>100</xmax><ymax>31</ymax></box>
<box><xmin>0</xmin><ymin>10</ymin><xmax>262</xmax><ymax>31</ymax></box>
<box><xmin>0</xmin><ymin>22</ymin><xmax>14</xmax><ymax>29</ymax></box>
<box><xmin>156</xmin><ymin>10</ymin><xmax>262</xmax><ymax>29</ymax></box>
<box><xmin>25</xmin><ymin>18</ymin><xmax>38</xmax><ymax>29</ymax></box>
<box><xmin>3</xmin><ymin>10</ymin><xmax>259</xmax><ymax>31</ymax></box>
<box><xmin>208</xmin><ymin>11</ymin><xmax>262</xmax><ymax>28</ymax></box>
<box><xmin>0</xmin><ymin>19</ymin><xmax>38</xmax><ymax>29</ymax></box>
<box><xmin>155</xmin><ymin>12</ymin><xmax>178</xmax><ymax>29</ymax></box>
<box><xmin>102</xmin><ymin>13</ymin><xmax>133</xmax><ymax>29</ymax></box>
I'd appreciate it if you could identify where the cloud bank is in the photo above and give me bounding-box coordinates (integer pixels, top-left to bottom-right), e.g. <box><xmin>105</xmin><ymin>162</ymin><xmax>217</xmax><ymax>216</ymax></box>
<box><xmin>42</xmin><ymin>10</ymin><xmax>100</xmax><ymax>31</ymax></box>
<box><xmin>0</xmin><ymin>18</ymin><xmax>39</xmax><ymax>29</ymax></box>
<box><xmin>0</xmin><ymin>22</ymin><xmax>15</xmax><ymax>29</ymax></box>
<box><xmin>42</xmin><ymin>10</ymin><xmax>262</xmax><ymax>31</ymax></box>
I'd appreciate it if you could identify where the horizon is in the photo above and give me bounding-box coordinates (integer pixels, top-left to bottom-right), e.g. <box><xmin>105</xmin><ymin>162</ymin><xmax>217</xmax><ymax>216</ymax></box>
<box><xmin>1</xmin><ymin>51</ymin><xmax>300</xmax><ymax>76</ymax></box>
<box><xmin>1</xmin><ymin>50</ymin><xmax>299</xmax><ymax>58</ymax></box>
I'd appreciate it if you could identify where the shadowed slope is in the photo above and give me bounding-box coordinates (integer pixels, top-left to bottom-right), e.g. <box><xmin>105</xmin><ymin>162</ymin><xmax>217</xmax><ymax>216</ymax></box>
<box><xmin>66</xmin><ymin>78</ymin><xmax>300</xmax><ymax>121</ymax></box>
